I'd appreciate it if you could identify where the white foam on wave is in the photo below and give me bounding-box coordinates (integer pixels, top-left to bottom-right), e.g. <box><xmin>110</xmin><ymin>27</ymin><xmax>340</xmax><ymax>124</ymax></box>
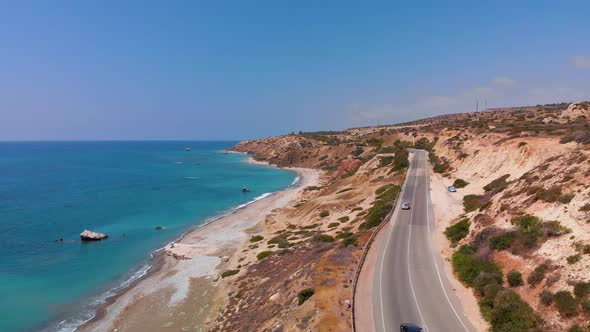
<box><xmin>236</xmin><ymin>192</ymin><xmax>272</xmax><ymax>209</ymax></box>
<box><xmin>290</xmin><ymin>175</ymin><xmax>300</xmax><ymax>186</ymax></box>
<box><xmin>185</xmin><ymin>176</ymin><xmax>198</xmax><ymax>179</ymax></box>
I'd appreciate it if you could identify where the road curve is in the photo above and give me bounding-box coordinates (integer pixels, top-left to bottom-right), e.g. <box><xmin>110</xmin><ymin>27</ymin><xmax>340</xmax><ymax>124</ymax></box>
<box><xmin>371</xmin><ymin>149</ymin><xmax>475</xmax><ymax>332</ymax></box>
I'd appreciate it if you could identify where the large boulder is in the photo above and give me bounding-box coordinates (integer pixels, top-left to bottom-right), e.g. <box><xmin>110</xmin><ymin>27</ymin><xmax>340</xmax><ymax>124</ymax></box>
<box><xmin>80</xmin><ymin>229</ymin><xmax>108</xmax><ymax>241</ymax></box>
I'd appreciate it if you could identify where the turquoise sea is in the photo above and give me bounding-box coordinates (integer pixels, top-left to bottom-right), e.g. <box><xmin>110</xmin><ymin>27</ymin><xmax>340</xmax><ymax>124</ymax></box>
<box><xmin>0</xmin><ymin>141</ymin><xmax>296</xmax><ymax>331</ymax></box>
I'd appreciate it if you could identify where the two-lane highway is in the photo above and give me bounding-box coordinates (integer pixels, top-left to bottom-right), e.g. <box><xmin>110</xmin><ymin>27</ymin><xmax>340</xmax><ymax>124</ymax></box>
<box><xmin>372</xmin><ymin>150</ymin><xmax>474</xmax><ymax>332</ymax></box>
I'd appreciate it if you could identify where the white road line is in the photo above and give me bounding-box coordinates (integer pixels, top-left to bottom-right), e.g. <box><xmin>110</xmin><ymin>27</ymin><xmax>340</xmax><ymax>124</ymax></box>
<box><xmin>378</xmin><ymin>158</ymin><xmax>411</xmax><ymax>332</ymax></box>
<box><xmin>422</xmin><ymin>152</ymin><xmax>471</xmax><ymax>332</ymax></box>
<box><xmin>407</xmin><ymin>153</ymin><xmax>429</xmax><ymax>332</ymax></box>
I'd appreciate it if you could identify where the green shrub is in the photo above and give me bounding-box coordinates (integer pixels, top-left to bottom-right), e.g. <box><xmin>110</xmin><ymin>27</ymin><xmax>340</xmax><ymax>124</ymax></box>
<box><xmin>489</xmin><ymin>290</ymin><xmax>541</xmax><ymax>331</ymax></box>
<box><xmin>221</xmin><ymin>269</ymin><xmax>240</xmax><ymax>278</ymax></box>
<box><xmin>351</xmin><ymin>207</ymin><xmax>363</xmax><ymax>212</ymax></box>
<box><xmin>335</xmin><ymin>232</ymin><xmax>353</xmax><ymax>239</ymax></box>
<box><xmin>267</xmin><ymin>235</ymin><xmax>290</xmax><ymax>248</ymax></box>
<box><xmin>574</xmin><ymin>282</ymin><xmax>590</xmax><ymax>299</ymax></box>
<box><xmin>453</xmin><ymin>178</ymin><xmax>469</xmax><ymax>188</ymax></box>
<box><xmin>250</xmin><ymin>235</ymin><xmax>264</xmax><ymax>242</ymax></box>
<box><xmin>554</xmin><ymin>290</ymin><xmax>578</xmax><ymax>317</ymax></box>
<box><xmin>342</xmin><ymin>236</ymin><xmax>358</xmax><ymax>247</ymax></box>
<box><xmin>543</xmin><ymin>220</ymin><xmax>572</xmax><ymax>237</ymax></box>
<box><xmin>256</xmin><ymin>251</ymin><xmax>273</xmax><ymax>260</ymax></box>
<box><xmin>483</xmin><ymin>174</ymin><xmax>510</xmax><ymax>193</ymax></box>
<box><xmin>297</xmin><ymin>288</ymin><xmax>315</xmax><ymax>305</ymax></box>
<box><xmin>338</xmin><ymin>216</ymin><xmax>350</xmax><ymax>223</ymax></box>
<box><xmin>360</xmin><ymin>184</ymin><xmax>399</xmax><ymax>230</ymax></box>
<box><xmin>527</xmin><ymin>264</ymin><xmax>547</xmax><ymax>286</ymax></box>
<box><xmin>507</xmin><ymin>270</ymin><xmax>524</xmax><ymax>287</ymax></box>
<box><xmin>317</xmin><ymin>234</ymin><xmax>335</xmax><ymax>243</ymax></box>
<box><xmin>581</xmin><ymin>299</ymin><xmax>590</xmax><ymax>315</ymax></box>
<box><xmin>328</xmin><ymin>222</ymin><xmax>340</xmax><ymax>228</ymax></box>
<box><xmin>463</xmin><ymin>194</ymin><xmax>487</xmax><ymax>213</ymax></box>
<box><xmin>444</xmin><ymin>218</ymin><xmax>470</xmax><ymax>244</ymax></box>
<box><xmin>452</xmin><ymin>245</ymin><xmax>503</xmax><ymax>287</ymax></box>
<box><xmin>567</xmin><ymin>254</ymin><xmax>582</xmax><ymax>264</ymax></box>
<box><xmin>489</xmin><ymin>232</ymin><xmax>516</xmax><ymax>251</ymax></box>
<box><xmin>433</xmin><ymin>163</ymin><xmax>449</xmax><ymax>173</ymax></box>
<box><xmin>319</xmin><ymin>210</ymin><xmax>330</xmax><ymax>218</ymax></box>
<box><xmin>512</xmin><ymin>215</ymin><xmax>543</xmax><ymax>247</ymax></box>
<box><xmin>559</xmin><ymin>193</ymin><xmax>575</xmax><ymax>204</ymax></box>
<box><xmin>540</xmin><ymin>290</ymin><xmax>554</xmax><ymax>306</ymax></box>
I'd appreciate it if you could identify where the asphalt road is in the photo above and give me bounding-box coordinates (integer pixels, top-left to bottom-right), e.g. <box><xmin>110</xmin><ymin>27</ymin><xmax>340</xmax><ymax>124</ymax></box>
<box><xmin>372</xmin><ymin>149</ymin><xmax>474</xmax><ymax>332</ymax></box>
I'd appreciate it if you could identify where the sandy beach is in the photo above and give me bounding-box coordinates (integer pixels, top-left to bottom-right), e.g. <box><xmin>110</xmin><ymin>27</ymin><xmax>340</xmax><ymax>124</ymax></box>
<box><xmin>80</xmin><ymin>163</ymin><xmax>321</xmax><ymax>332</ymax></box>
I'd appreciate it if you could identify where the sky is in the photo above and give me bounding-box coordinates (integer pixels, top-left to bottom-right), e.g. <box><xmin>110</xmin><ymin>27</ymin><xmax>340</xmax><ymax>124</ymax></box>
<box><xmin>1</xmin><ymin>1</ymin><xmax>589</xmax><ymax>141</ymax></box>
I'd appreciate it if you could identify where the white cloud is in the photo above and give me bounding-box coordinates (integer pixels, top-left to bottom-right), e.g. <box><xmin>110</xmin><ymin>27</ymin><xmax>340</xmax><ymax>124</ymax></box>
<box><xmin>493</xmin><ymin>76</ymin><xmax>517</xmax><ymax>86</ymax></box>
<box><xmin>571</xmin><ymin>56</ymin><xmax>590</xmax><ymax>69</ymax></box>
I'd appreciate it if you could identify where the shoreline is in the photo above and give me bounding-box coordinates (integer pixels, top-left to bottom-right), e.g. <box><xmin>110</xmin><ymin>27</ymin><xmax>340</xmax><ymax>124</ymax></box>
<box><xmin>76</xmin><ymin>155</ymin><xmax>321</xmax><ymax>331</ymax></box>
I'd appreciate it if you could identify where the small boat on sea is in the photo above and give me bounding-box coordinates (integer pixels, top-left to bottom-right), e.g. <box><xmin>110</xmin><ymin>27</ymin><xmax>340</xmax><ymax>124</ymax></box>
<box><xmin>242</xmin><ymin>187</ymin><xmax>250</xmax><ymax>193</ymax></box>
<box><xmin>185</xmin><ymin>147</ymin><xmax>191</xmax><ymax>152</ymax></box>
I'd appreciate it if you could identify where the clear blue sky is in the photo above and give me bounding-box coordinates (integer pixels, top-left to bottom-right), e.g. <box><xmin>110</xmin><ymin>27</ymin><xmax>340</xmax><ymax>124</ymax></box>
<box><xmin>1</xmin><ymin>1</ymin><xmax>589</xmax><ymax>140</ymax></box>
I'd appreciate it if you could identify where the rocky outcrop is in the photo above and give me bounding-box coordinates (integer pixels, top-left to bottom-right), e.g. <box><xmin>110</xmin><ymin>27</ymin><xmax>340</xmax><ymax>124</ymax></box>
<box><xmin>80</xmin><ymin>229</ymin><xmax>108</xmax><ymax>241</ymax></box>
<box><xmin>336</xmin><ymin>158</ymin><xmax>363</xmax><ymax>178</ymax></box>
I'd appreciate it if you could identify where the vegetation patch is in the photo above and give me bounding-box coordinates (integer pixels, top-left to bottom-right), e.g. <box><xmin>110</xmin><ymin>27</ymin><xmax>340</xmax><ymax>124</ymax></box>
<box><xmin>463</xmin><ymin>194</ymin><xmax>488</xmax><ymax>213</ymax></box>
<box><xmin>319</xmin><ymin>210</ymin><xmax>330</xmax><ymax>218</ymax></box>
<box><xmin>489</xmin><ymin>232</ymin><xmax>517</xmax><ymax>250</ymax></box>
<box><xmin>567</xmin><ymin>254</ymin><xmax>582</xmax><ymax>264</ymax></box>
<box><xmin>527</xmin><ymin>264</ymin><xmax>548</xmax><ymax>286</ymax></box>
<box><xmin>444</xmin><ymin>218</ymin><xmax>470</xmax><ymax>244</ymax></box>
<box><xmin>507</xmin><ymin>270</ymin><xmax>524</xmax><ymax>287</ymax></box>
<box><xmin>338</xmin><ymin>216</ymin><xmax>350</xmax><ymax>223</ymax></box>
<box><xmin>483</xmin><ymin>174</ymin><xmax>510</xmax><ymax>193</ymax></box>
<box><xmin>297</xmin><ymin>288</ymin><xmax>315</xmax><ymax>305</ymax></box>
<box><xmin>574</xmin><ymin>282</ymin><xmax>590</xmax><ymax>299</ymax></box>
<box><xmin>256</xmin><ymin>251</ymin><xmax>273</xmax><ymax>260</ymax></box>
<box><xmin>335</xmin><ymin>232</ymin><xmax>353</xmax><ymax>239</ymax></box>
<box><xmin>359</xmin><ymin>184</ymin><xmax>399</xmax><ymax>230</ymax></box>
<box><xmin>316</xmin><ymin>234</ymin><xmax>335</xmax><ymax>243</ymax></box>
<box><xmin>453</xmin><ymin>178</ymin><xmax>469</xmax><ymax>188</ymax></box>
<box><xmin>250</xmin><ymin>235</ymin><xmax>264</xmax><ymax>242</ymax></box>
<box><xmin>267</xmin><ymin>235</ymin><xmax>290</xmax><ymax>248</ymax></box>
<box><xmin>221</xmin><ymin>269</ymin><xmax>240</xmax><ymax>278</ymax></box>
<box><xmin>554</xmin><ymin>290</ymin><xmax>578</xmax><ymax>317</ymax></box>
<box><xmin>540</xmin><ymin>290</ymin><xmax>554</xmax><ymax>306</ymax></box>
<box><xmin>342</xmin><ymin>236</ymin><xmax>358</xmax><ymax>247</ymax></box>
<box><xmin>452</xmin><ymin>245</ymin><xmax>502</xmax><ymax>286</ymax></box>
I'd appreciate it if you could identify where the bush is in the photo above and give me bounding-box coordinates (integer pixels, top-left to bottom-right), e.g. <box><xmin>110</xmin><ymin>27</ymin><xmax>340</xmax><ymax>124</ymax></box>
<box><xmin>567</xmin><ymin>254</ymin><xmax>582</xmax><ymax>264</ymax></box>
<box><xmin>540</xmin><ymin>290</ymin><xmax>554</xmax><ymax>306</ymax></box>
<box><xmin>335</xmin><ymin>232</ymin><xmax>353</xmax><ymax>239</ymax></box>
<box><xmin>268</xmin><ymin>235</ymin><xmax>290</xmax><ymax>248</ymax></box>
<box><xmin>568</xmin><ymin>325</ymin><xmax>585</xmax><ymax>332</ymax></box>
<box><xmin>328</xmin><ymin>222</ymin><xmax>340</xmax><ymax>228</ymax></box>
<box><xmin>574</xmin><ymin>282</ymin><xmax>590</xmax><ymax>299</ymax></box>
<box><xmin>297</xmin><ymin>288</ymin><xmax>315</xmax><ymax>305</ymax></box>
<box><xmin>452</xmin><ymin>245</ymin><xmax>503</xmax><ymax>287</ymax></box>
<box><xmin>453</xmin><ymin>178</ymin><xmax>469</xmax><ymax>188</ymax></box>
<box><xmin>342</xmin><ymin>236</ymin><xmax>358</xmax><ymax>247</ymax></box>
<box><xmin>221</xmin><ymin>269</ymin><xmax>240</xmax><ymax>278</ymax></box>
<box><xmin>489</xmin><ymin>290</ymin><xmax>541</xmax><ymax>332</ymax></box>
<box><xmin>463</xmin><ymin>194</ymin><xmax>488</xmax><ymax>213</ymax></box>
<box><xmin>527</xmin><ymin>264</ymin><xmax>547</xmax><ymax>286</ymax></box>
<box><xmin>559</xmin><ymin>193</ymin><xmax>575</xmax><ymax>204</ymax></box>
<box><xmin>360</xmin><ymin>185</ymin><xmax>399</xmax><ymax>230</ymax></box>
<box><xmin>256</xmin><ymin>251</ymin><xmax>273</xmax><ymax>260</ymax></box>
<box><xmin>317</xmin><ymin>234</ymin><xmax>335</xmax><ymax>243</ymax></box>
<box><xmin>250</xmin><ymin>235</ymin><xmax>264</xmax><ymax>242</ymax></box>
<box><xmin>512</xmin><ymin>215</ymin><xmax>543</xmax><ymax>248</ymax></box>
<box><xmin>489</xmin><ymin>232</ymin><xmax>516</xmax><ymax>251</ymax></box>
<box><xmin>444</xmin><ymin>218</ymin><xmax>470</xmax><ymax>244</ymax></box>
<box><xmin>507</xmin><ymin>270</ymin><xmax>524</xmax><ymax>287</ymax></box>
<box><xmin>338</xmin><ymin>216</ymin><xmax>350</xmax><ymax>223</ymax></box>
<box><xmin>581</xmin><ymin>299</ymin><xmax>590</xmax><ymax>315</ymax></box>
<box><xmin>554</xmin><ymin>290</ymin><xmax>578</xmax><ymax>317</ymax></box>
<box><xmin>543</xmin><ymin>220</ymin><xmax>572</xmax><ymax>237</ymax></box>
<box><xmin>319</xmin><ymin>210</ymin><xmax>330</xmax><ymax>218</ymax></box>
<box><xmin>483</xmin><ymin>174</ymin><xmax>510</xmax><ymax>193</ymax></box>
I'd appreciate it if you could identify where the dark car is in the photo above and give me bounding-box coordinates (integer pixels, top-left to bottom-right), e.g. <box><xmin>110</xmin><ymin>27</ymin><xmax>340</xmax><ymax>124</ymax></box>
<box><xmin>401</xmin><ymin>202</ymin><xmax>410</xmax><ymax>210</ymax></box>
<box><xmin>400</xmin><ymin>323</ymin><xmax>423</xmax><ymax>332</ymax></box>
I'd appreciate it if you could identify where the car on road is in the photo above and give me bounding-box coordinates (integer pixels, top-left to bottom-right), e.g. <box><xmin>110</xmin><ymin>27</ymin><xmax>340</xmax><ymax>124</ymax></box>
<box><xmin>447</xmin><ymin>185</ymin><xmax>457</xmax><ymax>192</ymax></box>
<box><xmin>401</xmin><ymin>202</ymin><xmax>410</xmax><ymax>210</ymax></box>
<box><xmin>400</xmin><ymin>323</ymin><xmax>423</xmax><ymax>332</ymax></box>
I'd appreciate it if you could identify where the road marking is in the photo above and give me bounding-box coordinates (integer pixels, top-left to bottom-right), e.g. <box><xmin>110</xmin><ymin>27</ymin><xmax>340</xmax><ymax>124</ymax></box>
<box><xmin>422</xmin><ymin>152</ymin><xmax>471</xmax><ymax>332</ymax></box>
<box><xmin>407</xmin><ymin>154</ymin><xmax>429</xmax><ymax>332</ymax></box>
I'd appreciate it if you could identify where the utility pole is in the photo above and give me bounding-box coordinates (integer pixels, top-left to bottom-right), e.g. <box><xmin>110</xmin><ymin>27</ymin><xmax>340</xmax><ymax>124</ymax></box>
<box><xmin>485</xmin><ymin>99</ymin><xmax>487</xmax><ymax>111</ymax></box>
<box><xmin>476</xmin><ymin>100</ymin><xmax>479</xmax><ymax>112</ymax></box>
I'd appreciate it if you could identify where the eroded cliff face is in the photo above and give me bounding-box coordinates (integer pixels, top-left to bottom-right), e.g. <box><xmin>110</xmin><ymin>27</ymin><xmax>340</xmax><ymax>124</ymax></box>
<box><xmin>220</xmin><ymin>101</ymin><xmax>589</xmax><ymax>331</ymax></box>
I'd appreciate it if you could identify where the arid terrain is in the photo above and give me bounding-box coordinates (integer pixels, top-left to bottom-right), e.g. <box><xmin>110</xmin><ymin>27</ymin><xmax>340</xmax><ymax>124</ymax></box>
<box><xmin>227</xmin><ymin>101</ymin><xmax>590</xmax><ymax>331</ymax></box>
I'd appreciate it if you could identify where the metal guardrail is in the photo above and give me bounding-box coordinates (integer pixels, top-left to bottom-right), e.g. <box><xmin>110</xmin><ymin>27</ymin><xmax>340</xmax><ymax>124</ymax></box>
<box><xmin>351</xmin><ymin>168</ymin><xmax>409</xmax><ymax>332</ymax></box>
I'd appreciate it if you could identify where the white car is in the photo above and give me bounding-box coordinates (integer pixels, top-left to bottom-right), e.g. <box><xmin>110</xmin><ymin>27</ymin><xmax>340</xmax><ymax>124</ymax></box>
<box><xmin>448</xmin><ymin>185</ymin><xmax>457</xmax><ymax>192</ymax></box>
<box><xmin>401</xmin><ymin>202</ymin><xmax>410</xmax><ymax>210</ymax></box>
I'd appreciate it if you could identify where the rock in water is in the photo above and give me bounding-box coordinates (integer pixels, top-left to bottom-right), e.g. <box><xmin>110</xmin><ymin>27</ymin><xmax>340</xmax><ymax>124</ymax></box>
<box><xmin>80</xmin><ymin>229</ymin><xmax>108</xmax><ymax>241</ymax></box>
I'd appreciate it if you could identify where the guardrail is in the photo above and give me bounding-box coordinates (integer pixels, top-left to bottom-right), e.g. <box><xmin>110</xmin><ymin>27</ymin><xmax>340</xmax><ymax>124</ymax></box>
<box><xmin>351</xmin><ymin>167</ymin><xmax>409</xmax><ymax>331</ymax></box>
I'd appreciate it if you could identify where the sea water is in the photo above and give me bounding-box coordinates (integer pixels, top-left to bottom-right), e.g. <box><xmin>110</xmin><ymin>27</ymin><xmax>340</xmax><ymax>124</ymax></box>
<box><xmin>0</xmin><ymin>141</ymin><xmax>295</xmax><ymax>331</ymax></box>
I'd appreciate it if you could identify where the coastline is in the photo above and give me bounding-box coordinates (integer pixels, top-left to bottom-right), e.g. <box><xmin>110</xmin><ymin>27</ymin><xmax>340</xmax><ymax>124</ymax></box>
<box><xmin>77</xmin><ymin>156</ymin><xmax>321</xmax><ymax>332</ymax></box>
